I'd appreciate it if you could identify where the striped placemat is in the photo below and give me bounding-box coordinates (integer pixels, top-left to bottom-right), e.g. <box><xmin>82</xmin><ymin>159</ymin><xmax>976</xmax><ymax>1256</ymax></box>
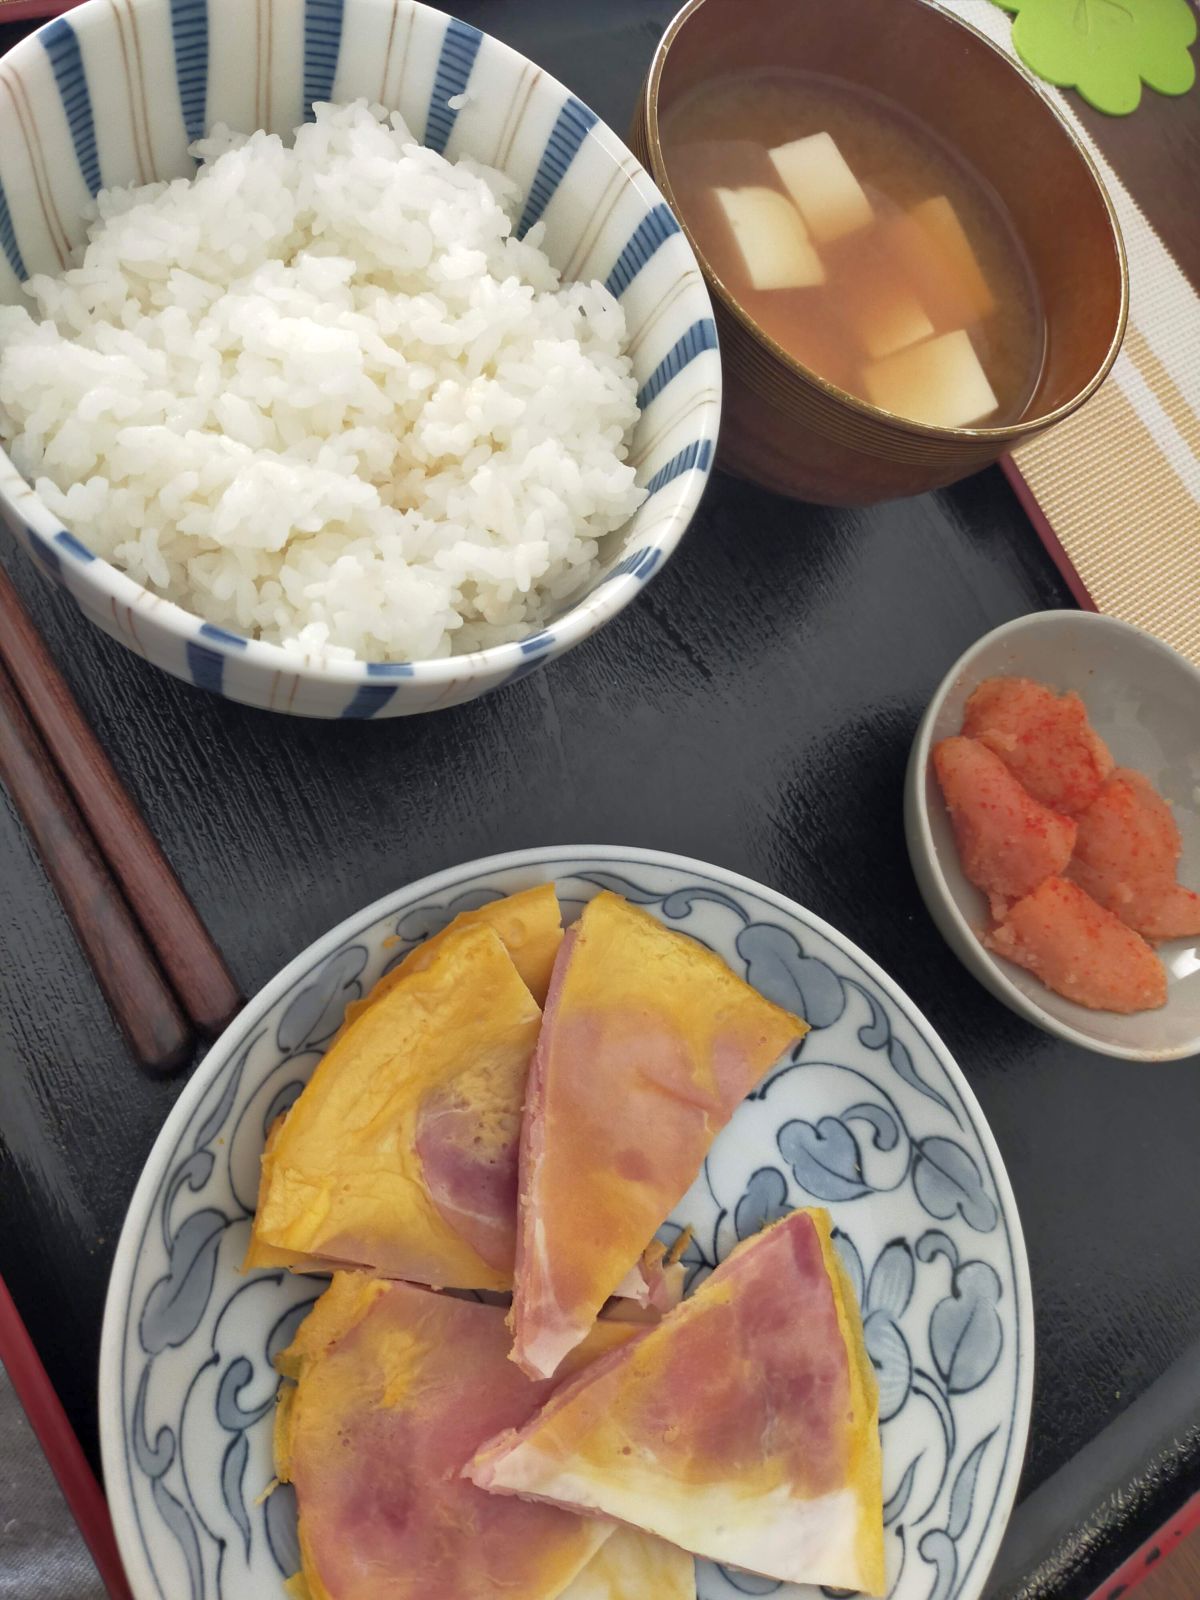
<box><xmin>937</xmin><ymin>0</ymin><xmax>1200</xmax><ymax>668</ymax></box>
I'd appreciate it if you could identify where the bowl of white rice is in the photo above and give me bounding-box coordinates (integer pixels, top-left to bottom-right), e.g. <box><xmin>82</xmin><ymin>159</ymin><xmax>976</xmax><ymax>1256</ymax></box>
<box><xmin>0</xmin><ymin>0</ymin><xmax>719</xmax><ymax>718</ymax></box>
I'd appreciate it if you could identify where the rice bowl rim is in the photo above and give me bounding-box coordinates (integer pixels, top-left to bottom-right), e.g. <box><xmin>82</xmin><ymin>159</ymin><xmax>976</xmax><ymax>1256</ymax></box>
<box><xmin>4</xmin><ymin>438</ymin><xmax>711</xmax><ymax>686</ymax></box>
<box><xmin>0</xmin><ymin>5</ymin><xmax>721</xmax><ymax>689</ymax></box>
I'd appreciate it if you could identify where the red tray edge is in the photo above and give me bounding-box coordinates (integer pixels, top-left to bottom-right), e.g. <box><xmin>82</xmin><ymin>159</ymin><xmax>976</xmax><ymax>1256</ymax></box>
<box><xmin>0</xmin><ymin>1</ymin><xmax>85</xmax><ymax>21</ymax></box>
<box><xmin>0</xmin><ymin>1274</ymin><xmax>132</xmax><ymax>1600</ymax></box>
<box><xmin>1084</xmin><ymin>1489</ymin><xmax>1200</xmax><ymax>1600</ymax></box>
<box><xmin>999</xmin><ymin>454</ymin><xmax>1098</xmax><ymax>614</ymax></box>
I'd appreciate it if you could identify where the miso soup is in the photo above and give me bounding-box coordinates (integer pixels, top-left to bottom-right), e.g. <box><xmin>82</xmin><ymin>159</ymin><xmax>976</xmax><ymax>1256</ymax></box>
<box><xmin>660</xmin><ymin>71</ymin><xmax>1046</xmax><ymax>429</ymax></box>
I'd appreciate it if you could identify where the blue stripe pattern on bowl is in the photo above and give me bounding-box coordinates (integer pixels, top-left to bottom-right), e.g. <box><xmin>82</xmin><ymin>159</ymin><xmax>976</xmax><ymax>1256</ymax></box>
<box><xmin>303</xmin><ymin>0</ymin><xmax>345</xmax><ymax>118</ymax></box>
<box><xmin>169</xmin><ymin>0</ymin><xmax>209</xmax><ymax>143</ymax></box>
<box><xmin>0</xmin><ymin>0</ymin><xmax>720</xmax><ymax>719</ymax></box>
<box><xmin>603</xmin><ymin>202</ymin><xmax>681</xmax><ymax>298</ymax></box>
<box><xmin>637</xmin><ymin>317</ymin><xmax>718</xmax><ymax>410</ymax></box>
<box><xmin>339</xmin><ymin>681</ymin><xmax>400</xmax><ymax>719</ymax></box>
<box><xmin>644</xmin><ymin>438</ymin><xmax>714</xmax><ymax>498</ymax></box>
<box><xmin>0</xmin><ymin>182</ymin><xmax>26</xmax><ymax>281</ymax></box>
<box><xmin>184</xmin><ymin>640</ymin><xmax>226</xmax><ymax>695</ymax></box>
<box><xmin>54</xmin><ymin>529</ymin><xmax>96</xmax><ymax>562</ymax></box>
<box><xmin>424</xmin><ymin>18</ymin><xmax>483</xmax><ymax>155</ymax></box>
<box><xmin>41</xmin><ymin>18</ymin><xmax>102</xmax><ymax>197</ymax></box>
<box><xmin>516</xmin><ymin>96</ymin><xmax>598</xmax><ymax>239</ymax></box>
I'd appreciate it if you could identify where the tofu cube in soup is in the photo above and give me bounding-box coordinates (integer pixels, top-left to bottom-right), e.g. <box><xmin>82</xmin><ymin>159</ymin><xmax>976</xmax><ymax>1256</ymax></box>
<box><xmin>835</xmin><ymin>246</ymin><xmax>935</xmax><ymax>360</ymax></box>
<box><xmin>911</xmin><ymin>196</ymin><xmax>996</xmax><ymax>319</ymax></box>
<box><xmin>888</xmin><ymin>195</ymin><xmax>996</xmax><ymax>330</ymax></box>
<box><xmin>863</xmin><ymin>329</ymin><xmax>998</xmax><ymax>428</ymax></box>
<box><xmin>768</xmin><ymin>132</ymin><xmax>874</xmax><ymax>243</ymax></box>
<box><xmin>661</xmin><ymin>72</ymin><xmax>1043</xmax><ymax>426</ymax></box>
<box><xmin>712</xmin><ymin>186</ymin><xmax>825</xmax><ymax>290</ymax></box>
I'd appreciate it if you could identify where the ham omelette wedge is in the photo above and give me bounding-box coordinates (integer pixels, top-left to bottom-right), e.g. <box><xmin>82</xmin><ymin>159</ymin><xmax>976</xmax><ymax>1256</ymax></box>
<box><xmin>472</xmin><ymin>1206</ymin><xmax>884</xmax><ymax>1596</ymax></box>
<box><xmin>340</xmin><ymin>883</ymin><xmax>563</xmax><ymax>1025</ymax></box>
<box><xmin>512</xmin><ymin>891</ymin><xmax>806</xmax><ymax>1378</ymax></box>
<box><xmin>245</xmin><ymin>919</ymin><xmax>544</xmax><ymax>1289</ymax></box>
<box><xmin>273</xmin><ymin>1274</ymin><xmax>693</xmax><ymax>1600</ymax></box>
<box><xmin>561</xmin><ymin>1528</ymin><xmax>694</xmax><ymax>1600</ymax></box>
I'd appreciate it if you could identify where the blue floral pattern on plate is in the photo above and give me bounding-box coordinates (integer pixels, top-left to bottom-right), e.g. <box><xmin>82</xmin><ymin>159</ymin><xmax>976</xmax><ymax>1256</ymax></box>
<box><xmin>101</xmin><ymin>847</ymin><xmax>1033</xmax><ymax>1600</ymax></box>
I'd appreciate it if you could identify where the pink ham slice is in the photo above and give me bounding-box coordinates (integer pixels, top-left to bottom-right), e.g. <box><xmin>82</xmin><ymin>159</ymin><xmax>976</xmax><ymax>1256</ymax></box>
<box><xmin>512</xmin><ymin>893</ymin><xmax>805</xmax><ymax>1379</ymax></box>
<box><xmin>413</xmin><ymin>1087</ymin><xmax>520</xmax><ymax>1274</ymax></box>
<box><xmin>277</xmin><ymin>1277</ymin><xmax>637</xmax><ymax>1600</ymax></box>
<box><xmin>472</xmin><ymin>1207</ymin><xmax>884</xmax><ymax>1596</ymax></box>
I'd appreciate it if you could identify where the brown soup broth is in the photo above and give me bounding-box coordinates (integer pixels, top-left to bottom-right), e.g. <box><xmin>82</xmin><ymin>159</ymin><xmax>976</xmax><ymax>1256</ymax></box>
<box><xmin>661</xmin><ymin>70</ymin><xmax>1047</xmax><ymax>426</ymax></box>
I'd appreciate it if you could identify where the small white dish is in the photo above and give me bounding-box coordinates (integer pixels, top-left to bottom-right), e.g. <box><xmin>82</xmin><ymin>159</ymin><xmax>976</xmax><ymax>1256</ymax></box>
<box><xmin>905</xmin><ymin>611</ymin><xmax>1200</xmax><ymax>1062</ymax></box>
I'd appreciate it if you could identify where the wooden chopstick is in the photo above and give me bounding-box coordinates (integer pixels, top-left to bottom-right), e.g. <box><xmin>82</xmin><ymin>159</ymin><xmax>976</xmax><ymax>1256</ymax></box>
<box><xmin>0</xmin><ymin>1273</ymin><xmax>134</xmax><ymax>1600</ymax></box>
<box><xmin>0</xmin><ymin>567</ymin><xmax>242</xmax><ymax>1037</ymax></box>
<box><xmin>0</xmin><ymin>653</ymin><xmax>193</xmax><ymax>1073</ymax></box>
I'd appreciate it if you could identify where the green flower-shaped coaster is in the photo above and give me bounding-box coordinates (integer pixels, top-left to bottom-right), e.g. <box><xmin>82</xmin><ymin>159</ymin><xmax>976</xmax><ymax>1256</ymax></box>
<box><xmin>990</xmin><ymin>0</ymin><xmax>1197</xmax><ymax>114</ymax></box>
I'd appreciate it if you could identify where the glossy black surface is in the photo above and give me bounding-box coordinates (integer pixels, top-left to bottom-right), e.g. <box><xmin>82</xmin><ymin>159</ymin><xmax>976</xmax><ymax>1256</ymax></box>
<box><xmin>1</xmin><ymin>3</ymin><xmax>1198</xmax><ymax>1596</ymax></box>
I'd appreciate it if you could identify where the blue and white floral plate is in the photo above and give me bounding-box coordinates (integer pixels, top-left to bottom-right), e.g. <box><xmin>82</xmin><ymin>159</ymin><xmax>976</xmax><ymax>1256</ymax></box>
<box><xmin>100</xmin><ymin>846</ymin><xmax>1033</xmax><ymax>1600</ymax></box>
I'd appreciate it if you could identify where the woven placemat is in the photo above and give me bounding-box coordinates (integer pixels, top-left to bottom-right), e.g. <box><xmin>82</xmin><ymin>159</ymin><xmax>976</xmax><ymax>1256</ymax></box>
<box><xmin>938</xmin><ymin>0</ymin><xmax>1200</xmax><ymax>668</ymax></box>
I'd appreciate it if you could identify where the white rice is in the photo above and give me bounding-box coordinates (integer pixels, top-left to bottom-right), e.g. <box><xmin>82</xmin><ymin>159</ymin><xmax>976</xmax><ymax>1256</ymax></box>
<box><xmin>0</xmin><ymin>101</ymin><xmax>645</xmax><ymax>662</ymax></box>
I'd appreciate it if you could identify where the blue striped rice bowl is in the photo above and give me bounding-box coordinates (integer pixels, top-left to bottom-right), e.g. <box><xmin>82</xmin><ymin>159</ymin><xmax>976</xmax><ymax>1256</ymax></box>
<box><xmin>0</xmin><ymin>0</ymin><xmax>720</xmax><ymax>717</ymax></box>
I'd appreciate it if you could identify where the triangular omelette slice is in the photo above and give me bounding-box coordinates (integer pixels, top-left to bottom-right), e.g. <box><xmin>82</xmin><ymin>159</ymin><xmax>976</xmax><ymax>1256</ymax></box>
<box><xmin>245</xmin><ymin>922</ymin><xmax>541</xmax><ymax>1289</ymax></box>
<box><xmin>342</xmin><ymin>884</ymin><xmax>563</xmax><ymax>1024</ymax></box>
<box><xmin>279</xmin><ymin>1530</ymin><xmax>693</xmax><ymax>1600</ymax></box>
<box><xmin>274</xmin><ymin>1274</ymin><xmax>637</xmax><ymax>1600</ymax></box>
<box><xmin>473</xmin><ymin>1207</ymin><xmax>884</xmax><ymax>1596</ymax></box>
<box><xmin>512</xmin><ymin>891</ymin><xmax>806</xmax><ymax>1377</ymax></box>
<box><xmin>561</xmin><ymin>1530</ymin><xmax>695</xmax><ymax>1600</ymax></box>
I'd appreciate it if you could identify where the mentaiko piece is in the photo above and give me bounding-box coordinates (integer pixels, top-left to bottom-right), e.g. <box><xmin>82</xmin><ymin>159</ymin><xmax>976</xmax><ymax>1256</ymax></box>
<box><xmin>473</xmin><ymin>1207</ymin><xmax>884</xmax><ymax>1596</ymax></box>
<box><xmin>245</xmin><ymin>922</ymin><xmax>542</xmax><ymax>1288</ymax></box>
<box><xmin>933</xmin><ymin>736</ymin><xmax>1077</xmax><ymax>918</ymax></box>
<box><xmin>1067</xmin><ymin>769</ymin><xmax>1200</xmax><ymax>941</ymax></box>
<box><xmin>962</xmin><ymin>676</ymin><xmax>1113</xmax><ymax>815</ymax></box>
<box><xmin>274</xmin><ymin>1275</ymin><xmax>637</xmax><ymax>1600</ymax></box>
<box><xmin>512</xmin><ymin>891</ymin><xmax>805</xmax><ymax>1378</ymax></box>
<box><xmin>986</xmin><ymin>875</ymin><xmax>1167</xmax><ymax>1012</ymax></box>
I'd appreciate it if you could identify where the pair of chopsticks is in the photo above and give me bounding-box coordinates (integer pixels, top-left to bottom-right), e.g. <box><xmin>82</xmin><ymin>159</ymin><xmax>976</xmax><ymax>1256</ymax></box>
<box><xmin>0</xmin><ymin>1272</ymin><xmax>133</xmax><ymax>1600</ymax></box>
<box><xmin>0</xmin><ymin>565</ymin><xmax>242</xmax><ymax>1072</ymax></box>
